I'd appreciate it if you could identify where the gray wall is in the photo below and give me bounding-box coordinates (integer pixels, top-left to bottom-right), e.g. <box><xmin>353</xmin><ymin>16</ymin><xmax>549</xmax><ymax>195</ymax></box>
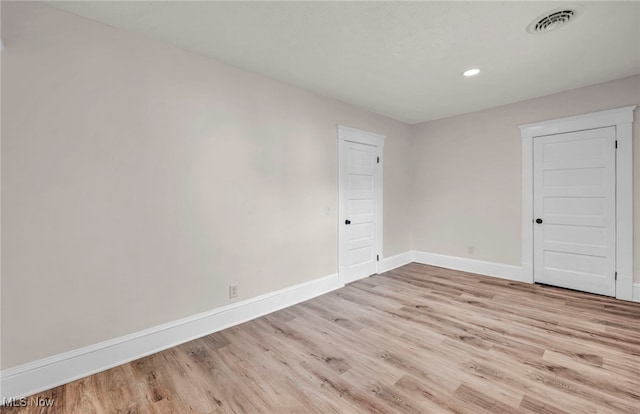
<box><xmin>411</xmin><ymin>75</ymin><xmax>640</xmax><ymax>276</ymax></box>
<box><xmin>1</xmin><ymin>2</ymin><xmax>412</xmax><ymax>368</ymax></box>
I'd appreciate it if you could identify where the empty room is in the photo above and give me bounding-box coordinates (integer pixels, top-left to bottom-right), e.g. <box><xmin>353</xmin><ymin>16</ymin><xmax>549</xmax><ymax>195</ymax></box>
<box><xmin>1</xmin><ymin>1</ymin><xmax>639</xmax><ymax>413</ymax></box>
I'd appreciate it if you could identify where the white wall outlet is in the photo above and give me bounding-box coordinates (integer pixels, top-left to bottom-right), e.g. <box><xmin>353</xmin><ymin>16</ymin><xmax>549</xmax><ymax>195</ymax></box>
<box><xmin>229</xmin><ymin>285</ymin><xmax>238</xmax><ymax>298</ymax></box>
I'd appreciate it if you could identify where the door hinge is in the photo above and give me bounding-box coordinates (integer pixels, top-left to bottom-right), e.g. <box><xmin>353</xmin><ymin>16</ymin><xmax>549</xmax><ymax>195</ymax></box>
<box><xmin>615</xmin><ymin>271</ymin><xmax>617</xmax><ymax>280</ymax></box>
<box><xmin>615</xmin><ymin>140</ymin><xmax>618</xmax><ymax>149</ymax></box>
<box><xmin>377</xmin><ymin>156</ymin><xmax>380</xmax><ymax>164</ymax></box>
<box><xmin>376</xmin><ymin>254</ymin><xmax>379</xmax><ymax>262</ymax></box>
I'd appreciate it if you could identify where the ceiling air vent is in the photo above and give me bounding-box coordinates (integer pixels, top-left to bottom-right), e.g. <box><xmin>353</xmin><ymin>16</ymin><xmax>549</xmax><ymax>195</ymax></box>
<box><xmin>527</xmin><ymin>5</ymin><xmax>583</xmax><ymax>34</ymax></box>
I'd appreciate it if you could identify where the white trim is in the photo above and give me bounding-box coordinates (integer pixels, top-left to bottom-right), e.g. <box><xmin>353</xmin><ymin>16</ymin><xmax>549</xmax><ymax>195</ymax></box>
<box><xmin>0</xmin><ymin>273</ymin><xmax>342</xmax><ymax>402</ymax></box>
<box><xmin>633</xmin><ymin>283</ymin><xmax>640</xmax><ymax>303</ymax></box>
<box><xmin>411</xmin><ymin>249</ymin><xmax>639</xmax><ymax>302</ymax></box>
<box><xmin>337</xmin><ymin>125</ymin><xmax>385</xmax><ymax>284</ymax></box>
<box><xmin>379</xmin><ymin>251</ymin><xmax>414</xmax><ymax>273</ymax></box>
<box><xmin>518</xmin><ymin>106</ymin><xmax>635</xmax><ymax>301</ymax></box>
<box><xmin>616</xmin><ymin>122</ymin><xmax>634</xmax><ymax>301</ymax></box>
<box><xmin>519</xmin><ymin>106</ymin><xmax>636</xmax><ymax>138</ymax></box>
<box><xmin>413</xmin><ymin>251</ymin><xmax>524</xmax><ymax>283</ymax></box>
<box><xmin>337</xmin><ymin>125</ymin><xmax>386</xmax><ymax>148</ymax></box>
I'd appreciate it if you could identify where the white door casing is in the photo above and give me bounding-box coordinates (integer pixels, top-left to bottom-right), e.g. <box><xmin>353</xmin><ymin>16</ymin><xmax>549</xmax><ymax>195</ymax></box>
<box><xmin>519</xmin><ymin>106</ymin><xmax>635</xmax><ymax>301</ymax></box>
<box><xmin>338</xmin><ymin>125</ymin><xmax>384</xmax><ymax>285</ymax></box>
<box><xmin>533</xmin><ymin>127</ymin><xmax>616</xmax><ymax>296</ymax></box>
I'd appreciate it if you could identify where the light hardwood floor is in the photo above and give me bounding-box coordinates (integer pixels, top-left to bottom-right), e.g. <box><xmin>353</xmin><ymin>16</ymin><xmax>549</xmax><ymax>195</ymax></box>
<box><xmin>4</xmin><ymin>263</ymin><xmax>640</xmax><ymax>413</ymax></box>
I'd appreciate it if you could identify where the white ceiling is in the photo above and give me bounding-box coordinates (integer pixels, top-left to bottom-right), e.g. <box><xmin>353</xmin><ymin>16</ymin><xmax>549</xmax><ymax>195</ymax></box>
<box><xmin>46</xmin><ymin>1</ymin><xmax>640</xmax><ymax>124</ymax></box>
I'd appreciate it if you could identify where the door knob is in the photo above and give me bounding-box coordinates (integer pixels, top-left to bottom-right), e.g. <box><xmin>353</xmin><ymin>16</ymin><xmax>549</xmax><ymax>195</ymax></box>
<box><xmin>345</xmin><ymin>219</ymin><xmax>351</xmax><ymax>225</ymax></box>
<box><xmin>535</xmin><ymin>218</ymin><xmax>543</xmax><ymax>224</ymax></box>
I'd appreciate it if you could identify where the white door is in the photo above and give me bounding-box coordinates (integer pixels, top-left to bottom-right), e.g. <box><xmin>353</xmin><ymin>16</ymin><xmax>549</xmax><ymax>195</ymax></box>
<box><xmin>339</xmin><ymin>133</ymin><xmax>382</xmax><ymax>284</ymax></box>
<box><xmin>533</xmin><ymin>127</ymin><xmax>616</xmax><ymax>296</ymax></box>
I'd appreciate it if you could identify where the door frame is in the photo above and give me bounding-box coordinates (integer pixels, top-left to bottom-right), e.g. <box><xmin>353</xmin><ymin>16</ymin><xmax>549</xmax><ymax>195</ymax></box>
<box><xmin>519</xmin><ymin>106</ymin><xmax>636</xmax><ymax>300</ymax></box>
<box><xmin>337</xmin><ymin>125</ymin><xmax>385</xmax><ymax>284</ymax></box>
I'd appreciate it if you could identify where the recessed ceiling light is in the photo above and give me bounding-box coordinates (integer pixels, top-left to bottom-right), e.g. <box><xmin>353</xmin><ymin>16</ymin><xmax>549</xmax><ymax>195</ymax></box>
<box><xmin>463</xmin><ymin>68</ymin><xmax>480</xmax><ymax>77</ymax></box>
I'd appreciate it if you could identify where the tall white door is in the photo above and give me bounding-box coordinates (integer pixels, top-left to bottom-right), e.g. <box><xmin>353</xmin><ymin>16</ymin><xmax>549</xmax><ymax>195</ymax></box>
<box><xmin>533</xmin><ymin>127</ymin><xmax>616</xmax><ymax>296</ymax></box>
<box><xmin>339</xmin><ymin>136</ymin><xmax>381</xmax><ymax>284</ymax></box>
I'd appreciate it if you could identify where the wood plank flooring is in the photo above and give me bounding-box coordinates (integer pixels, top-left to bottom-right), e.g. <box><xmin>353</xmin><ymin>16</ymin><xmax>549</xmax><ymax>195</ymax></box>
<box><xmin>3</xmin><ymin>263</ymin><xmax>640</xmax><ymax>413</ymax></box>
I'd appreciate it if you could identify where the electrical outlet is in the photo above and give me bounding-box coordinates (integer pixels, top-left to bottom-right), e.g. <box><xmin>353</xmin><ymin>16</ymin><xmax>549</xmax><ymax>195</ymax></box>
<box><xmin>229</xmin><ymin>285</ymin><xmax>238</xmax><ymax>298</ymax></box>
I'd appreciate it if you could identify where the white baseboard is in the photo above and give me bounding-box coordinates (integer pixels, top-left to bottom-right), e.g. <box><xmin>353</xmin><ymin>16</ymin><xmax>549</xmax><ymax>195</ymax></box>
<box><xmin>412</xmin><ymin>250</ymin><xmax>525</xmax><ymax>283</ymax></box>
<box><xmin>0</xmin><ymin>273</ymin><xmax>342</xmax><ymax>402</ymax></box>
<box><xmin>379</xmin><ymin>251</ymin><xmax>414</xmax><ymax>273</ymax></box>
<box><xmin>2</xmin><ymin>256</ymin><xmax>632</xmax><ymax>402</ymax></box>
